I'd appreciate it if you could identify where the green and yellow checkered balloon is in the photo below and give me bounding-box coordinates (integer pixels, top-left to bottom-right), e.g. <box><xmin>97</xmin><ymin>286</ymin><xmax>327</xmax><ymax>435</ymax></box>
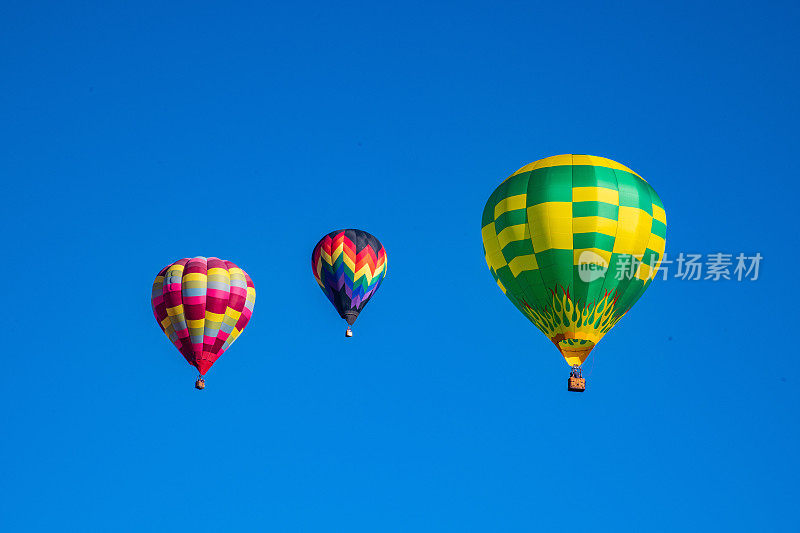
<box><xmin>481</xmin><ymin>155</ymin><xmax>666</xmax><ymax>366</ymax></box>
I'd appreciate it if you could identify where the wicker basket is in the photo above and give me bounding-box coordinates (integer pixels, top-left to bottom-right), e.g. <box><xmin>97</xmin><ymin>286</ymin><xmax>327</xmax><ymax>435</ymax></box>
<box><xmin>567</xmin><ymin>376</ymin><xmax>586</xmax><ymax>392</ymax></box>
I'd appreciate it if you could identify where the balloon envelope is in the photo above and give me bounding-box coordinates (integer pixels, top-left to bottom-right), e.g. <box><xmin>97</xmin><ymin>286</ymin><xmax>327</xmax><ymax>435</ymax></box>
<box><xmin>151</xmin><ymin>256</ymin><xmax>256</xmax><ymax>375</ymax></box>
<box><xmin>312</xmin><ymin>229</ymin><xmax>387</xmax><ymax>325</ymax></box>
<box><xmin>481</xmin><ymin>155</ymin><xmax>666</xmax><ymax>366</ymax></box>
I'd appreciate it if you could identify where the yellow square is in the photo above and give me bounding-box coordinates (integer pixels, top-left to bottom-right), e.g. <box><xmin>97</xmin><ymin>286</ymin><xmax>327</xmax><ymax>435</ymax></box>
<box><xmin>652</xmin><ymin>204</ymin><xmax>667</xmax><ymax>224</ymax></box>
<box><xmin>494</xmin><ymin>194</ymin><xmax>527</xmax><ymax>218</ymax></box>
<box><xmin>612</xmin><ymin>207</ymin><xmax>653</xmax><ymax>256</ymax></box>
<box><xmin>572</xmin><ymin>187</ymin><xmax>619</xmax><ymax>205</ymax></box>
<box><xmin>528</xmin><ymin>202</ymin><xmax>573</xmax><ymax>251</ymax></box>
<box><xmin>572</xmin><ymin>216</ymin><xmax>617</xmax><ymax>236</ymax></box>
<box><xmin>647</xmin><ymin>234</ymin><xmax>666</xmax><ymax>256</ymax></box>
<box><xmin>573</xmin><ymin>248</ymin><xmax>612</xmax><ymax>265</ymax></box>
<box><xmin>497</xmin><ymin>223</ymin><xmax>529</xmax><ymax>249</ymax></box>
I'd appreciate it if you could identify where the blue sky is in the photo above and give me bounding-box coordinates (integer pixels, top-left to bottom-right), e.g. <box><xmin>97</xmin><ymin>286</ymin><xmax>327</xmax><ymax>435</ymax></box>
<box><xmin>1</xmin><ymin>1</ymin><xmax>798</xmax><ymax>531</ymax></box>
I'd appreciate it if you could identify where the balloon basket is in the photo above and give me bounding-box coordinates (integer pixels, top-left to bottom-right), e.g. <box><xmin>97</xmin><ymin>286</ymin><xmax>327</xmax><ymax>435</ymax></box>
<box><xmin>567</xmin><ymin>365</ymin><xmax>585</xmax><ymax>392</ymax></box>
<box><xmin>195</xmin><ymin>377</ymin><xmax>205</xmax><ymax>390</ymax></box>
<box><xmin>345</xmin><ymin>327</ymin><xmax>353</xmax><ymax>338</ymax></box>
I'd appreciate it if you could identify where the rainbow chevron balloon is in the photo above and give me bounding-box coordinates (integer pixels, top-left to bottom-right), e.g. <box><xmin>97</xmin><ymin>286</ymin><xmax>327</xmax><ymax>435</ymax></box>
<box><xmin>312</xmin><ymin>229</ymin><xmax>387</xmax><ymax>326</ymax></box>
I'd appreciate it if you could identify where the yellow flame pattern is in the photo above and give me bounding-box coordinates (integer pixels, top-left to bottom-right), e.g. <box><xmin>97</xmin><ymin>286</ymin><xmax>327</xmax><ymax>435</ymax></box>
<box><xmin>520</xmin><ymin>289</ymin><xmax>624</xmax><ymax>366</ymax></box>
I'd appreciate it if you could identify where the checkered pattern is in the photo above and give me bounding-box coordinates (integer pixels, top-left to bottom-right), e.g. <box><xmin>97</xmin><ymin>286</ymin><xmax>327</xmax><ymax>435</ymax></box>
<box><xmin>481</xmin><ymin>155</ymin><xmax>666</xmax><ymax>366</ymax></box>
<box><xmin>312</xmin><ymin>229</ymin><xmax>387</xmax><ymax>325</ymax></box>
<box><xmin>151</xmin><ymin>257</ymin><xmax>256</xmax><ymax>375</ymax></box>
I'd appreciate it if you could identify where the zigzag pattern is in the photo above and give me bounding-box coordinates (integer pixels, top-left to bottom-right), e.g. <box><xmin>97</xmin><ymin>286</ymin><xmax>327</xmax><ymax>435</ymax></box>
<box><xmin>312</xmin><ymin>229</ymin><xmax>387</xmax><ymax>324</ymax></box>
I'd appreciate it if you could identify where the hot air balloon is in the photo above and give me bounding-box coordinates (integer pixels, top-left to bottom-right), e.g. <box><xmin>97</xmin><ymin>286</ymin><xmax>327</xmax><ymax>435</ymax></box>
<box><xmin>151</xmin><ymin>256</ymin><xmax>255</xmax><ymax>389</ymax></box>
<box><xmin>481</xmin><ymin>155</ymin><xmax>666</xmax><ymax>391</ymax></box>
<box><xmin>312</xmin><ymin>229</ymin><xmax>387</xmax><ymax>337</ymax></box>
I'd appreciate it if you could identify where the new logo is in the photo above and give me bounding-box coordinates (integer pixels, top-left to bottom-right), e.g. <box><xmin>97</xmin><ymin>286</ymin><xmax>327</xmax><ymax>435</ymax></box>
<box><xmin>578</xmin><ymin>250</ymin><xmax>608</xmax><ymax>282</ymax></box>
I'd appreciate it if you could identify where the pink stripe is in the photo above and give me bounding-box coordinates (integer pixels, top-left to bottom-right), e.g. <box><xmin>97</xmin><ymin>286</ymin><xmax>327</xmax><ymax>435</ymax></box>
<box><xmin>183</xmin><ymin>295</ymin><xmax>206</xmax><ymax>305</ymax></box>
<box><xmin>229</xmin><ymin>286</ymin><xmax>247</xmax><ymax>297</ymax></box>
<box><xmin>207</xmin><ymin>288</ymin><xmax>229</xmax><ymax>299</ymax></box>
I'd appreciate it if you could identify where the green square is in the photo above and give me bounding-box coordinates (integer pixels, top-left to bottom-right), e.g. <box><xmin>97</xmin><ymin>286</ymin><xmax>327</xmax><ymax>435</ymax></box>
<box><xmin>493</xmin><ymin>208</ymin><xmax>527</xmax><ymax>235</ymax></box>
<box><xmin>650</xmin><ymin>219</ymin><xmax>666</xmax><ymax>239</ymax></box>
<box><xmin>615</xmin><ymin>278</ymin><xmax>647</xmax><ymax>315</ymax></box>
<box><xmin>535</xmin><ymin>249</ymin><xmax>574</xmax><ymax>291</ymax></box>
<box><xmin>501</xmin><ymin>239</ymin><xmax>535</xmax><ymax>263</ymax></box>
<box><xmin>516</xmin><ymin>270</ymin><xmax>548</xmax><ymax>310</ymax></box>
<box><xmin>481</xmin><ymin>197</ymin><xmax>498</xmax><ymax>227</ymax></box>
<box><xmin>615</xmin><ymin>170</ymin><xmax>653</xmax><ymax>213</ymax></box>
<box><xmin>650</xmin><ymin>189</ymin><xmax>665</xmax><ymax>210</ymax></box>
<box><xmin>503</xmin><ymin>172</ymin><xmax>532</xmax><ymax>196</ymax></box>
<box><xmin>574</xmin><ymin>232</ymin><xmax>615</xmax><ymax>251</ymax></box>
<box><xmin>572</xmin><ymin>165</ymin><xmax>619</xmax><ymax>189</ymax></box>
<box><xmin>572</xmin><ymin>201</ymin><xmax>619</xmax><ymax>219</ymax></box>
<box><xmin>526</xmin><ymin>165</ymin><xmax>573</xmax><ymax>205</ymax></box>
